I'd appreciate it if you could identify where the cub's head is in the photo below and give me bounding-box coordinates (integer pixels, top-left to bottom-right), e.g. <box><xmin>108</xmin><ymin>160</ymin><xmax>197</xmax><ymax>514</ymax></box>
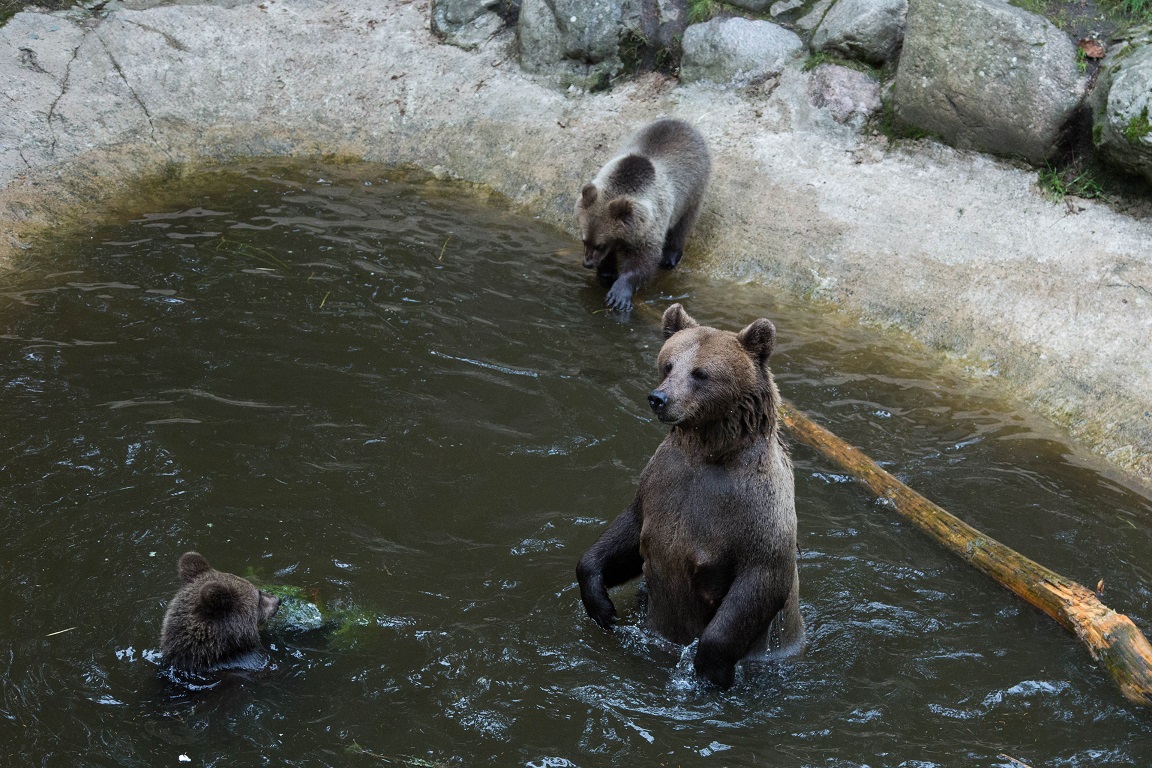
<box><xmin>648</xmin><ymin>304</ymin><xmax>778</xmax><ymax>428</ymax></box>
<box><xmin>160</xmin><ymin>552</ymin><xmax>281</xmax><ymax>674</ymax></box>
<box><xmin>575</xmin><ymin>183</ymin><xmax>650</xmax><ymax>270</ymax></box>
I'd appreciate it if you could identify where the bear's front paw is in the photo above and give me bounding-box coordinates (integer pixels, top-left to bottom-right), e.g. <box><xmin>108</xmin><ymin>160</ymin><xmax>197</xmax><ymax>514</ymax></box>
<box><xmin>659</xmin><ymin>248</ymin><xmax>683</xmax><ymax>269</ymax></box>
<box><xmin>605</xmin><ymin>281</ymin><xmax>634</xmax><ymax>312</ymax></box>
<box><xmin>581</xmin><ymin>590</ymin><xmax>618</xmax><ymax>631</ymax></box>
<box><xmin>693</xmin><ymin>651</ymin><xmax>736</xmax><ymax>689</ymax></box>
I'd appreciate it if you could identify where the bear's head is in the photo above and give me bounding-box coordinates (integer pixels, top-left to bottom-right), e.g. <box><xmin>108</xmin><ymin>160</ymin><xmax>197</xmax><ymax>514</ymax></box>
<box><xmin>575</xmin><ymin>182</ymin><xmax>652</xmax><ymax>271</ymax></box>
<box><xmin>649</xmin><ymin>304</ymin><xmax>779</xmax><ymax>437</ymax></box>
<box><xmin>159</xmin><ymin>552</ymin><xmax>281</xmax><ymax>674</ymax></box>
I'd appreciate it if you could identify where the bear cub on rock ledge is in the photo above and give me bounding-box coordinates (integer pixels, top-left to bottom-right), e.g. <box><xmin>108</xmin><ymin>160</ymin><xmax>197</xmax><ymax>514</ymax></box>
<box><xmin>576</xmin><ymin>304</ymin><xmax>804</xmax><ymax>688</ymax></box>
<box><xmin>576</xmin><ymin>119</ymin><xmax>711</xmax><ymax>312</ymax></box>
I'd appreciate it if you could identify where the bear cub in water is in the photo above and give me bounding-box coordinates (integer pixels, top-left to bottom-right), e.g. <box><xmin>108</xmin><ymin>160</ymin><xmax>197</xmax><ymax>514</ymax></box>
<box><xmin>160</xmin><ymin>552</ymin><xmax>281</xmax><ymax>674</ymax></box>
<box><xmin>576</xmin><ymin>304</ymin><xmax>804</xmax><ymax>688</ymax></box>
<box><xmin>576</xmin><ymin>119</ymin><xmax>711</xmax><ymax>312</ymax></box>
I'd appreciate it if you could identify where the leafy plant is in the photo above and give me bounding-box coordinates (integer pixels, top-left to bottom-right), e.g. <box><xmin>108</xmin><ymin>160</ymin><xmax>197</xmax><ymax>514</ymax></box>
<box><xmin>1038</xmin><ymin>162</ymin><xmax>1107</xmax><ymax>201</ymax></box>
<box><xmin>687</xmin><ymin>0</ymin><xmax>718</xmax><ymax>24</ymax></box>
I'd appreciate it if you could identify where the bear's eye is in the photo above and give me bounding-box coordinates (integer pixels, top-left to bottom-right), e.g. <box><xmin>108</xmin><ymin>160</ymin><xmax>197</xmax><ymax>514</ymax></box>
<box><xmin>661</xmin><ymin>361</ymin><xmax>673</xmax><ymax>377</ymax></box>
<box><xmin>691</xmin><ymin>368</ymin><xmax>709</xmax><ymax>381</ymax></box>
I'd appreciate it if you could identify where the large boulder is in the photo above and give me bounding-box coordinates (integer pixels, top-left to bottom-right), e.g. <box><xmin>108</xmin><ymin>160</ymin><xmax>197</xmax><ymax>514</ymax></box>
<box><xmin>1092</xmin><ymin>34</ymin><xmax>1152</xmax><ymax>184</ymax></box>
<box><xmin>431</xmin><ymin>0</ymin><xmax>505</xmax><ymax>50</ymax></box>
<box><xmin>891</xmin><ymin>0</ymin><xmax>1085</xmax><ymax>164</ymax></box>
<box><xmin>680</xmin><ymin>17</ymin><xmax>804</xmax><ymax>86</ymax></box>
<box><xmin>811</xmin><ymin>0</ymin><xmax>907</xmax><ymax>66</ymax></box>
<box><xmin>518</xmin><ymin>0</ymin><xmax>628</xmax><ymax>80</ymax></box>
<box><xmin>807</xmin><ymin>63</ymin><xmax>882</xmax><ymax>126</ymax></box>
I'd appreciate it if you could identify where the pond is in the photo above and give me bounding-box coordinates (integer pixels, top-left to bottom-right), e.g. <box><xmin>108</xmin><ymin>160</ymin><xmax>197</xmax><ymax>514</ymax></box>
<box><xmin>1</xmin><ymin>160</ymin><xmax>1150</xmax><ymax>767</ymax></box>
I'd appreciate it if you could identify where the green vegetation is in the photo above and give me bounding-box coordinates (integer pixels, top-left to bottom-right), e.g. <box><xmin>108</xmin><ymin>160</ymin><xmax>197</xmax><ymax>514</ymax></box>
<box><xmin>877</xmin><ymin>99</ymin><xmax>934</xmax><ymax>141</ymax></box>
<box><xmin>618</xmin><ymin>28</ymin><xmax>681</xmax><ymax>79</ymax></box>
<box><xmin>1038</xmin><ymin>161</ymin><xmax>1108</xmax><ymax>201</ymax></box>
<box><xmin>686</xmin><ymin>0</ymin><xmax>770</xmax><ymax>24</ymax></box>
<box><xmin>1110</xmin><ymin>0</ymin><xmax>1152</xmax><ymax>21</ymax></box>
<box><xmin>687</xmin><ymin>0</ymin><xmax>720</xmax><ymax>24</ymax></box>
<box><xmin>250</xmin><ymin>577</ymin><xmax>374</xmax><ymax>647</ymax></box>
<box><xmin>1</xmin><ymin>0</ymin><xmax>70</xmax><ymax>26</ymax></box>
<box><xmin>802</xmin><ymin>51</ymin><xmax>883</xmax><ymax>80</ymax></box>
<box><xmin>1123</xmin><ymin>105</ymin><xmax>1152</xmax><ymax>144</ymax></box>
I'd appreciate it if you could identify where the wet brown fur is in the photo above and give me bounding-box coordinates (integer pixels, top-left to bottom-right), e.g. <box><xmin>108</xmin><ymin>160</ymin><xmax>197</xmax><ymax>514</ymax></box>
<box><xmin>160</xmin><ymin>552</ymin><xmax>280</xmax><ymax>674</ymax></box>
<box><xmin>575</xmin><ymin>119</ymin><xmax>711</xmax><ymax>311</ymax></box>
<box><xmin>577</xmin><ymin>304</ymin><xmax>804</xmax><ymax>688</ymax></box>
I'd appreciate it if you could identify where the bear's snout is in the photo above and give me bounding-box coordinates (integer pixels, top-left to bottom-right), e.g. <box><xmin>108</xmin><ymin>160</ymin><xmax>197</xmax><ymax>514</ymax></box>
<box><xmin>260</xmin><ymin>591</ymin><xmax>281</xmax><ymax>623</ymax></box>
<box><xmin>648</xmin><ymin>390</ymin><xmax>669</xmax><ymax>415</ymax></box>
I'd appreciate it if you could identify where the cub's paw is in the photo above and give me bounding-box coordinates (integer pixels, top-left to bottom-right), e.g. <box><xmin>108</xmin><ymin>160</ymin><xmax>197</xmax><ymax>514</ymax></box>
<box><xmin>605</xmin><ymin>282</ymin><xmax>634</xmax><ymax>313</ymax></box>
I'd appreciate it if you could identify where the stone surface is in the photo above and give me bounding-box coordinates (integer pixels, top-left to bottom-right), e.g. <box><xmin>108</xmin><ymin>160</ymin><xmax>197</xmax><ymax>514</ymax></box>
<box><xmin>795</xmin><ymin>0</ymin><xmax>834</xmax><ymax>34</ymax></box>
<box><xmin>806</xmin><ymin>63</ymin><xmax>882</xmax><ymax>125</ymax></box>
<box><xmin>517</xmin><ymin>0</ymin><xmax>627</xmax><ymax>80</ymax></box>
<box><xmin>430</xmin><ymin>0</ymin><xmax>504</xmax><ymax>50</ymax></box>
<box><xmin>680</xmin><ymin>17</ymin><xmax>804</xmax><ymax>86</ymax></box>
<box><xmin>892</xmin><ymin>0</ymin><xmax>1085</xmax><ymax>164</ymax></box>
<box><xmin>1092</xmin><ymin>34</ymin><xmax>1152</xmax><ymax>184</ymax></box>
<box><xmin>0</xmin><ymin>0</ymin><xmax>1150</xmax><ymax>485</ymax></box>
<box><xmin>727</xmin><ymin>0</ymin><xmax>772</xmax><ymax>10</ymax></box>
<box><xmin>811</xmin><ymin>0</ymin><xmax>907</xmax><ymax>65</ymax></box>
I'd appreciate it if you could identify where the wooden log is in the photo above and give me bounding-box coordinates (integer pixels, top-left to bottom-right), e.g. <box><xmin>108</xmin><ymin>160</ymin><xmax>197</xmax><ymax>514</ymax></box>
<box><xmin>778</xmin><ymin>399</ymin><xmax>1152</xmax><ymax>706</ymax></box>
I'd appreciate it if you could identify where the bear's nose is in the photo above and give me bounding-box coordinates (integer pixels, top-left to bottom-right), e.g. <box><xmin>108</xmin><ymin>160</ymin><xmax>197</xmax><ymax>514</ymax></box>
<box><xmin>648</xmin><ymin>390</ymin><xmax>669</xmax><ymax>414</ymax></box>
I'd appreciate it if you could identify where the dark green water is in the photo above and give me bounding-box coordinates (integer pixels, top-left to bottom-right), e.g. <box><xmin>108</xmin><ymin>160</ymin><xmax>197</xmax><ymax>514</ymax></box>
<box><xmin>2</xmin><ymin>161</ymin><xmax>1151</xmax><ymax>767</ymax></box>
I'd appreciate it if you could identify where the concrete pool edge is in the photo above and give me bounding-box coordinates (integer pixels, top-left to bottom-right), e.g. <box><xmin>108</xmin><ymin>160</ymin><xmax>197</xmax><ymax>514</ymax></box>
<box><xmin>1</xmin><ymin>0</ymin><xmax>1149</xmax><ymax>487</ymax></box>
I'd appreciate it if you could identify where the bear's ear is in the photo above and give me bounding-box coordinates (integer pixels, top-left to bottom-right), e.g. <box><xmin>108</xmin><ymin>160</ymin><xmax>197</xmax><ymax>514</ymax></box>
<box><xmin>178</xmin><ymin>552</ymin><xmax>212</xmax><ymax>584</ymax></box>
<box><xmin>198</xmin><ymin>582</ymin><xmax>237</xmax><ymax>618</ymax></box>
<box><xmin>607</xmin><ymin>197</ymin><xmax>635</xmax><ymax>222</ymax></box>
<box><xmin>580</xmin><ymin>184</ymin><xmax>598</xmax><ymax>208</ymax></box>
<box><xmin>662</xmin><ymin>303</ymin><xmax>699</xmax><ymax>339</ymax></box>
<box><xmin>738</xmin><ymin>318</ymin><xmax>777</xmax><ymax>366</ymax></box>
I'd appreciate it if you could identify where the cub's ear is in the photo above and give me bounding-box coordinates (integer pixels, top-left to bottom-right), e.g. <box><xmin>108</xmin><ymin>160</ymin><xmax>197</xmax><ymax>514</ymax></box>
<box><xmin>580</xmin><ymin>184</ymin><xmax>598</xmax><ymax>208</ymax></box>
<box><xmin>738</xmin><ymin>318</ymin><xmax>777</xmax><ymax>366</ymax></box>
<box><xmin>662</xmin><ymin>303</ymin><xmax>699</xmax><ymax>339</ymax></box>
<box><xmin>607</xmin><ymin>197</ymin><xmax>635</xmax><ymax>222</ymax></box>
<box><xmin>178</xmin><ymin>552</ymin><xmax>212</xmax><ymax>584</ymax></box>
<box><xmin>197</xmin><ymin>583</ymin><xmax>237</xmax><ymax>618</ymax></box>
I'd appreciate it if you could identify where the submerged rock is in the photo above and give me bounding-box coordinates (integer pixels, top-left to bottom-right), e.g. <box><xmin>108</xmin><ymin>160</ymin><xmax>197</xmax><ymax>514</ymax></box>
<box><xmin>260</xmin><ymin>583</ymin><xmax>369</xmax><ymax>641</ymax></box>
<box><xmin>811</xmin><ymin>0</ymin><xmax>907</xmax><ymax>66</ymax></box>
<box><xmin>891</xmin><ymin>0</ymin><xmax>1085</xmax><ymax>164</ymax></box>
<box><xmin>680</xmin><ymin>17</ymin><xmax>804</xmax><ymax>86</ymax></box>
<box><xmin>1092</xmin><ymin>32</ymin><xmax>1152</xmax><ymax>184</ymax></box>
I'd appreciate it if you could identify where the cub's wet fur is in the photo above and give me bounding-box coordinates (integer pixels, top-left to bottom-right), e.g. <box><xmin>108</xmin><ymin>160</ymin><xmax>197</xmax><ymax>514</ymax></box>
<box><xmin>575</xmin><ymin>119</ymin><xmax>711</xmax><ymax>311</ymax></box>
<box><xmin>576</xmin><ymin>304</ymin><xmax>804</xmax><ymax>688</ymax></box>
<box><xmin>160</xmin><ymin>552</ymin><xmax>281</xmax><ymax>676</ymax></box>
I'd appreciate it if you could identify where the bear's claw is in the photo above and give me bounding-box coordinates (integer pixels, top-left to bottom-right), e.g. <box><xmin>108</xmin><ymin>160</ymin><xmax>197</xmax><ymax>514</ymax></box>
<box><xmin>605</xmin><ymin>283</ymin><xmax>634</xmax><ymax>312</ymax></box>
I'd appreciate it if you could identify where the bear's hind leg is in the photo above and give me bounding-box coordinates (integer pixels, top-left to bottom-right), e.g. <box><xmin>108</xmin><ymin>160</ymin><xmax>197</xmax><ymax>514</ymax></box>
<box><xmin>659</xmin><ymin>200</ymin><xmax>702</xmax><ymax>270</ymax></box>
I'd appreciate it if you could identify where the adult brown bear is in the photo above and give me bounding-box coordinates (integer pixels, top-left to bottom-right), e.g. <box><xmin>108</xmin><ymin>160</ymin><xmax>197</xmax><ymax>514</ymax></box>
<box><xmin>576</xmin><ymin>304</ymin><xmax>804</xmax><ymax>688</ymax></box>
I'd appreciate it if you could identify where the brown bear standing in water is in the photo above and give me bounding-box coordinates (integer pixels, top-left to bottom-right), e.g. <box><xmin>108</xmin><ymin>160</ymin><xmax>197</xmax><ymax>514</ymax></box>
<box><xmin>576</xmin><ymin>304</ymin><xmax>804</xmax><ymax>688</ymax></box>
<box><xmin>575</xmin><ymin>119</ymin><xmax>711</xmax><ymax>312</ymax></box>
<box><xmin>160</xmin><ymin>552</ymin><xmax>281</xmax><ymax>674</ymax></box>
